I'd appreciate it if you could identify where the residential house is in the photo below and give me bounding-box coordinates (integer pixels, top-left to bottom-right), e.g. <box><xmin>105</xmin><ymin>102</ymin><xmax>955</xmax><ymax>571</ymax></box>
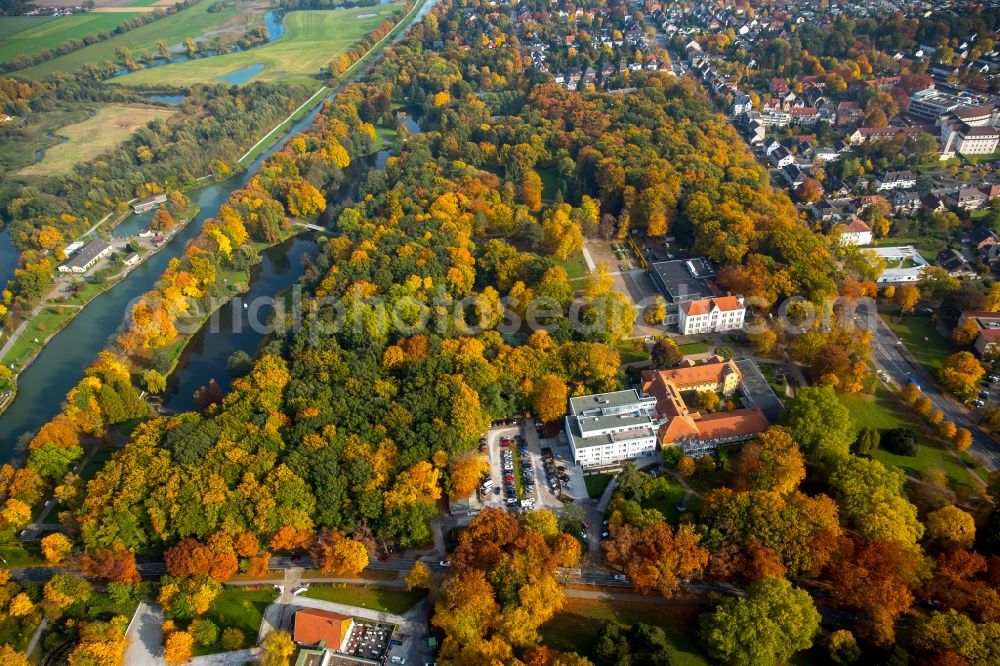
<box><xmin>768</xmin><ymin>145</ymin><xmax>795</xmax><ymax>167</ymax></box>
<box><xmin>732</xmin><ymin>93</ymin><xmax>753</xmax><ymax>116</ymax></box>
<box><xmin>133</xmin><ymin>193</ymin><xmax>167</xmax><ymax>214</ymax></box>
<box><xmin>957</xmin><ymin>311</ymin><xmax>1000</xmax><ymax>356</ymax></box>
<box><xmin>936</xmin><ymin>248</ymin><xmax>976</xmax><ymax>277</ymax></box>
<box><xmin>891</xmin><ymin>191</ymin><xmax>922</xmax><ymax>214</ymax></box>
<box><xmin>949</xmin><ymin>187</ymin><xmax>988</xmax><ymax>211</ymax></box>
<box><xmin>781</xmin><ymin>163</ymin><xmax>805</xmax><ymax>189</ymax></box>
<box><xmin>969</xmin><ymin>226</ymin><xmax>1000</xmax><ymax>252</ymax></box>
<box><xmin>876</xmin><ymin>171</ymin><xmax>918</xmax><ymax>192</ymax></box>
<box><xmin>836</xmin><ymin>216</ymin><xmax>874</xmax><ymax>246</ymax></box>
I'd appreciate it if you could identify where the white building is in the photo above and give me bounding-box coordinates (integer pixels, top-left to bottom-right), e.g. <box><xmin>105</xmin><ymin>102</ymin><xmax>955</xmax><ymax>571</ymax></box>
<box><xmin>58</xmin><ymin>240</ymin><xmax>112</xmax><ymax>274</ymax></box>
<box><xmin>872</xmin><ymin>245</ymin><xmax>930</xmax><ymax>283</ymax></box>
<box><xmin>837</xmin><ymin>216</ymin><xmax>873</xmax><ymax>246</ymax></box>
<box><xmin>678</xmin><ymin>295</ymin><xmax>746</xmax><ymax>335</ymax></box>
<box><xmin>565</xmin><ymin>390</ymin><xmax>659</xmax><ymax>468</ymax></box>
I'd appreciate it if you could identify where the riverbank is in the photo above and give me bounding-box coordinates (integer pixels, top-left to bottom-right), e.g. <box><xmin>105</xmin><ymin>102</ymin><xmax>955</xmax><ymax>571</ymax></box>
<box><xmin>0</xmin><ymin>208</ymin><xmax>199</xmax><ymax>406</ymax></box>
<box><xmin>152</xmin><ymin>227</ymin><xmax>307</xmax><ymax>390</ymax></box>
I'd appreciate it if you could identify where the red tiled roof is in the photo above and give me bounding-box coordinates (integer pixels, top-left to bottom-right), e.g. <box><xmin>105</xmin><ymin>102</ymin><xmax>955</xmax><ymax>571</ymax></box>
<box><xmin>691</xmin><ymin>408</ymin><xmax>770</xmax><ymax>441</ymax></box>
<box><xmin>843</xmin><ymin>217</ymin><xmax>871</xmax><ymax>233</ymax></box>
<box><xmin>681</xmin><ymin>296</ymin><xmax>743</xmax><ymax>317</ymax></box>
<box><xmin>294</xmin><ymin>609</ymin><xmax>353</xmax><ymax>648</ymax></box>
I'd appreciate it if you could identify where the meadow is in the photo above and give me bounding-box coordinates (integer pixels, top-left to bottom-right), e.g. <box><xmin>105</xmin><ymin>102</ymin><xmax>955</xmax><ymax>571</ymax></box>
<box><xmin>0</xmin><ymin>13</ymin><xmax>144</xmax><ymax>64</ymax></box>
<box><xmin>17</xmin><ymin>103</ymin><xmax>175</xmax><ymax>176</ymax></box>
<box><xmin>17</xmin><ymin>0</ymin><xmax>249</xmax><ymax>79</ymax></box>
<box><xmin>114</xmin><ymin>5</ymin><xmax>404</xmax><ymax>87</ymax></box>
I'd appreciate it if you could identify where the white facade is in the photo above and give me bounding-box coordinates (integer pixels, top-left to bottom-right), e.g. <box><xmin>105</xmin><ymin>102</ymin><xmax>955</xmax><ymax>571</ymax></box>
<box><xmin>565</xmin><ymin>390</ymin><xmax>659</xmax><ymax>469</ymax></box>
<box><xmin>678</xmin><ymin>296</ymin><xmax>746</xmax><ymax>335</ymax></box>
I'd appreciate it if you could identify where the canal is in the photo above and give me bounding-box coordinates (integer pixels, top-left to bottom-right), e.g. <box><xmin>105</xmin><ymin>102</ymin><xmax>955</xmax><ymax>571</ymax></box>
<box><xmin>0</xmin><ymin>101</ymin><xmax>332</xmax><ymax>460</ymax></box>
<box><xmin>0</xmin><ymin>0</ymin><xmax>437</xmax><ymax>461</ymax></box>
<box><xmin>164</xmin><ymin>113</ymin><xmax>422</xmax><ymax>412</ymax></box>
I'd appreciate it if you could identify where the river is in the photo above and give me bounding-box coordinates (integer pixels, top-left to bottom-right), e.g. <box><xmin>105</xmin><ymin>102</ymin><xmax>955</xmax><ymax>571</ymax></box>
<box><xmin>164</xmin><ymin>113</ymin><xmax>422</xmax><ymax>411</ymax></box>
<box><xmin>0</xmin><ymin>0</ymin><xmax>434</xmax><ymax>461</ymax></box>
<box><xmin>0</xmin><ymin>101</ymin><xmax>333</xmax><ymax>460</ymax></box>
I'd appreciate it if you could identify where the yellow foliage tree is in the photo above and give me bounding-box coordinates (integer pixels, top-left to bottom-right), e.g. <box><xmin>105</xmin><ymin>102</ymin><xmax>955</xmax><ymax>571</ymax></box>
<box><xmin>41</xmin><ymin>533</ymin><xmax>73</xmax><ymax>565</ymax></box>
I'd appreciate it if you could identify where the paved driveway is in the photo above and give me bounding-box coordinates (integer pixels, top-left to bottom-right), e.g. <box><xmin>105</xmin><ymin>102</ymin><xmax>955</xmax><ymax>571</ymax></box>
<box><xmin>123</xmin><ymin>602</ymin><xmax>166</xmax><ymax>666</ymax></box>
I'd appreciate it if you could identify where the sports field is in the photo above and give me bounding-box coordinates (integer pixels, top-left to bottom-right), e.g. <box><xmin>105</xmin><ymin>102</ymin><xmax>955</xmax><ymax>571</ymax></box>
<box><xmin>17</xmin><ymin>0</ymin><xmax>248</xmax><ymax>79</ymax></box>
<box><xmin>114</xmin><ymin>5</ymin><xmax>403</xmax><ymax>86</ymax></box>
<box><xmin>0</xmin><ymin>13</ymin><xmax>146</xmax><ymax>64</ymax></box>
<box><xmin>17</xmin><ymin>104</ymin><xmax>175</xmax><ymax>177</ymax></box>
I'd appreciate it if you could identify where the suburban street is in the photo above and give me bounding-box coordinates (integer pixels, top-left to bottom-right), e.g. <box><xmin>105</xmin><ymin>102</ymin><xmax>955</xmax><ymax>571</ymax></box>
<box><xmin>864</xmin><ymin>313</ymin><xmax>1000</xmax><ymax>472</ymax></box>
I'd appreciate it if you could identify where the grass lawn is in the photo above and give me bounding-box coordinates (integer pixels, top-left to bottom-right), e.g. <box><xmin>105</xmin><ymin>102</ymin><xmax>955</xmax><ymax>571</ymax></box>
<box><xmin>884</xmin><ymin>314</ymin><xmax>953</xmax><ymax>376</ymax></box>
<box><xmin>18</xmin><ymin>1</ymin><xmax>246</xmax><ymax>79</ymax></box>
<box><xmin>538</xmin><ymin>166</ymin><xmax>560</xmax><ymax>202</ymax></box>
<box><xmin>642</xmin><ymin>474</ymin><xmax>693</xmax><ymax>524</ymax></box>
<box><xmin>554</xmin><ymin>249</ymin><xmax>589</xmax><ymax>280</ymax></box>
<box><xmin>678</xmin><ymin>340</ymin><xmax>712</xmax><ymax>355</ymax></box>
<box><xmin>539</xmin><ymin>599</ymin><xmax>710</xmax><ymax>666</ymax></box>
<box><xmin>616</xmin><ymin>338</ymin><xmax>649</xmax><ymax>364</ymax></box>
<box><xmin>758</xmin><ymin>362</ymin><xmax>787</xmax><ymax>396</ymax></box>
<box><xmin>875</xmin><ymin>235</ymin><xmax>947</xmax><ymax>261</ymax></box>
<box><xmin>584</xmin><ymin>473</ymin><xmax>614</xmax><ymax>499</ymax></box>
<box><xmin>17</xmin><ymin>104</ymin><xmax>175</xmax><ymax>176</ymax></box>
<box><xmin>0</xmin><ymin>13</ymin><xmax>143</xmax><ymax>64</ymax></box>
<box><xmin>197</xmin><ymin>587</ymin><xmax>277</xmax><ymax>652</ymax></box>
<box><xmin>840</xmin><ymin>388</ymin><xmax>984</xmax><ymax>491</ymax></box>
<box><xmin>0</xmin><ymin>542</ymin><xmax>45</xmax><ymax>567</ymax></box>
<box><xmin>115</xmin><ymin>5</ymin><xmax>403</xmax><ymax>86</ymax></box>
<box><xmin>0</xmin><ymin>106</ymin><xmax>91</xmax><ymax>174</ymax></box>
<box><xmin>301</xmin><ymin>585</ymin><xmax>425</xmax><ymax>615</ymax></box>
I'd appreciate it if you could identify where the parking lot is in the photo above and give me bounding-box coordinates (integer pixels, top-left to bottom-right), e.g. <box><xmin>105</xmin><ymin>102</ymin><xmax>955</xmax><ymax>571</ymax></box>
<box><xmin>476</xmin><ymin>420</ymin><xmax>589</xmax><ymax>514</ymax></box>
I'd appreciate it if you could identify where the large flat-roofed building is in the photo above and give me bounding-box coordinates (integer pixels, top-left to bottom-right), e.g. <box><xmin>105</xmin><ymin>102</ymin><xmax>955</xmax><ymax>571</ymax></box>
<box><xmin>678</xmin><ymin>295</ymin><xmax>746</xmax><ymax>335</ymax></box>
<box><xmin>565</xmin><ymin>390</ymin><xmax>659</xmax><ymax>468</ymax></box>
<box><xmin>648</xmin><ymin>258</ymin><xmax>716</xmax><ymax>303</ymax></box>
<box><xmin>909</xmin><ymin>89</ymin><xmax>972</xmax><ymax>121</ymax></box>
<box><xmin>58</xmin><ymin>239</ymin><xmax>112</xmax><ymax>274</ymax></box>
<box><xmin>872</xmin><ymin>245</ymin><xmax>930</xmax><ymax>283</ymax></box>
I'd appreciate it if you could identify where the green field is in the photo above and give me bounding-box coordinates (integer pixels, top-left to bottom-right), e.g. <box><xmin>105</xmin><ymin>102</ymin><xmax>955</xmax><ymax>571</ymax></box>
<box><xmin>540</xmin><ymin>599</ymin><xmax>710</xmax><ymax>666</ymax></box>
<box><xmin>18</xmin><ymin>1</ymin><xmax>246</xmax><ymax>79</ymax></box>
<box><xmin>18</xmin><ymin>104</ymin><xmax>175</xmax><ymax>176</ymax></box>
<box><xmin>555</xmin><ymin>249</ymin><xmax>589</xmax><ymax>280</ymax></box>
<box><xmin>0</xmin><ymin>107</ymin><xmax>91</xmax><ymax>174</ymax></box>
<box><xmin>301</xmin><ymin>584</ymin><xmax>425</xmax><ymax>614</ymax></box>
<box><xmin>678</xmin><ymin>340</ymin><xmax>713</xmax><ymax>355</ymax></box>
<box><xmin>884</xmin><ymin>314</ymin><xmax>953</xmax><ymax>376</ymax></box>
<box><xmin>0</xmin><ymin>13</ymin><xmax>145</xmax><ymax>64</ymax></box>
<box><xmin>199</xmin><ymin>587</ymin><xmax>277</xmax><ymax>652</ymax></box>
<box><xmin>584</xmin><ymin>473</ymin><xmax>614</xmax><ymax>498</ymax></box>
<box><xmin>114</xmin><ymin>5</ymin><xmax>403</xmax><ymax>87</ymax></box>
<box><xmin>840</xmin><ymin>387</ymin><xmax>984</xmax><ymax>490</ymax></box>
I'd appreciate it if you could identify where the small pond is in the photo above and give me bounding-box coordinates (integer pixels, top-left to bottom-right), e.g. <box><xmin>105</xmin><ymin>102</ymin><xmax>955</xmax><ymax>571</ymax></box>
<box><xmin>216</xmin><ymin>63</ymin><xmax>265</xmax><ymax>85</ymax></box>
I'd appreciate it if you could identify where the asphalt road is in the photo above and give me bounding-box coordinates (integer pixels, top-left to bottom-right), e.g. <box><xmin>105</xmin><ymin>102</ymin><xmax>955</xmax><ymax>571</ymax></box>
<box><xmin>865</xmin><ymin>314</ymin><xmax>1000</xmax><ymax>471</ymax></box>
